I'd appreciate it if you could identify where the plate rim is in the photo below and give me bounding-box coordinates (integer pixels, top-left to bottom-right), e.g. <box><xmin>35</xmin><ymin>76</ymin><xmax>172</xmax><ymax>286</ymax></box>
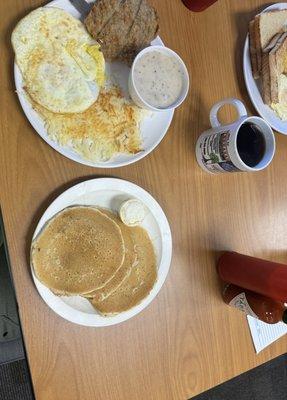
<box><xmin>13</xmin><ymin>0</ymin><xmax>174</xmax><ymax>168</ymax></box>
<box><xmin>243</xmin><ymin>2</ymin><xmax>287</xmax><ymax>134</ymax></box>
<box><xmin>31</xmin><ymin>177</ymin><xmax>172</xmax><ymax>327</ymax></box>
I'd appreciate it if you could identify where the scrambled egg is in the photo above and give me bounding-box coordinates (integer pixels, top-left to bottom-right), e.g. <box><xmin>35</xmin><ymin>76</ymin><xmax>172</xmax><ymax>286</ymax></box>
<box><xmin>12</xmin><ymin>7</ymin><xmax>105</xmax><ymax>113</ymax></box>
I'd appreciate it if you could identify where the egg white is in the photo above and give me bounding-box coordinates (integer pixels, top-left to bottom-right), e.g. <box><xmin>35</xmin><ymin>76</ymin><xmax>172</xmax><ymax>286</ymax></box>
<box><xmin>12</xmin><ymin>7</ymin><xmax>105</xmax><ymax>113</ymax></box>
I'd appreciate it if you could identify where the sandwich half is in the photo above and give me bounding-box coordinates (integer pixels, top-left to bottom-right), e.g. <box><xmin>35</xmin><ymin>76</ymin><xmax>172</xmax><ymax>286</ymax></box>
<box><xmin>262</xmin><ymin>31</ymin><xmax>287</xmax><ymax>106</ymax></box>
<box><xmin>249</xmin><ymin>10</ymin><xmax>287</xmax><ymax>79</ymax></box>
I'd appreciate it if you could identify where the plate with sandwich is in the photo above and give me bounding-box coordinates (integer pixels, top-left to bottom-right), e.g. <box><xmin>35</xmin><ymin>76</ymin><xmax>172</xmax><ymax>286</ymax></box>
<box><xmin>244</xmin><ymin>3</ymin><xmax>287</xmax><ymax>134</ymax></box>
<box><xmin>12</xmin><ymin>0</ymin><xmax>175</xmax><ymax>168</ymax></box>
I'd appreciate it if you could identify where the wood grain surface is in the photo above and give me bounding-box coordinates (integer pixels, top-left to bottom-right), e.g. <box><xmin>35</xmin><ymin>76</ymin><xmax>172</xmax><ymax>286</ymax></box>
<box><xmin>1</xmin><ymin>1</ymin><xmax>287</xmax><ymax>399</ymax></box>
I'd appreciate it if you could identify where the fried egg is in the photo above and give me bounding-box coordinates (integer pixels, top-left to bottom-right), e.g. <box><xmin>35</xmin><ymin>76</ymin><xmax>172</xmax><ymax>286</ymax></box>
<box><xmin>12</xmin><ymin>7</ymin><xmax>105</xmax><ymax>113</ymax></box>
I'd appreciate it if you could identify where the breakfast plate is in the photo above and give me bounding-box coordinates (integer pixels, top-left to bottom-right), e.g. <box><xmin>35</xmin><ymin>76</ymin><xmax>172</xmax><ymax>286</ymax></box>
<box><xmin>14</xmin><ymin>0</ymin><xmax>174</xmax><ymax>168</ymax></box>
<box><xmin>31</xmin><ymin>178</ymin><xmax>172</xmax><ymax>326</ymax></box>
<box><xmin>243</xmin><ymin>2</ymin><xmax>287</xmax><ymax>135</ymax></box>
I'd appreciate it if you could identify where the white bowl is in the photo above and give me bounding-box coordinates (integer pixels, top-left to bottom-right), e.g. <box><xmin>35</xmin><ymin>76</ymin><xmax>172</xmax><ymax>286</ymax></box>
<box><xmin>128</xmin><ymin>45</ymin><xmax>190</xmax><ymax>111</ymax></box>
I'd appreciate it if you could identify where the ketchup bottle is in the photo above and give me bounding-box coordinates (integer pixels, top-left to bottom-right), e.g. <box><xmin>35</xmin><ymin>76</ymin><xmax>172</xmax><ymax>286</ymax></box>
<box><xmin>181</xmin><ymin>0</ymin><xmax>218</xmax><ymax>12</ymax></box>
<box><xmin>218</xmin><ymin>252</ymin><xmax>287</xmax><ymax>302</ymax></box>
<box><xmin>223</xmin><ymin>284</ymin><xmax>287</xmax><ymax>324</ymax></box>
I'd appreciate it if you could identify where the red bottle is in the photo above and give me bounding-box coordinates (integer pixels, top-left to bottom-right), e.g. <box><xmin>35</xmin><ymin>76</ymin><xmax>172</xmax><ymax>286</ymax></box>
<box><xmin>223</xmin><ymin>284</ymin><xmax>287</xmax><ymax>324</ymax></box>
<box><xmin>181</xmin><ymin>0</ymin><xmax>218</xmax><ymax>12</ymax></box>
<box><xmin>218</xmin><ymin>252</ymin><xmax>287</xmax><ymax>302</ymax></box>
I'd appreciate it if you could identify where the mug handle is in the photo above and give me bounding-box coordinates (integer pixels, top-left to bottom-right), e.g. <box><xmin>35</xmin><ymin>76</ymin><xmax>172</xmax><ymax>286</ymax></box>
<box><xmin>209</xmin><ymin>98</ymin><xmax>248</xmax><ymax>128</ymax></box>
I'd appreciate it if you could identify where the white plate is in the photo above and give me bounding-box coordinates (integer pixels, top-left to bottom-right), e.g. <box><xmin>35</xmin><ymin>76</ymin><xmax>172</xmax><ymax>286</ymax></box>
<box><xmin>14</xmin><ymin>0</ymin><xmax>174</xmax><ymax>168</ymax></box>
<box><xmin>31</xmin><ymin>178</ymin><xmax>172</xmax><ymax>327</ymax></box>
<box><xmin>243</xmin><ymin>3</ymin><xmax>287</xmax><ymax>134</ymax></box>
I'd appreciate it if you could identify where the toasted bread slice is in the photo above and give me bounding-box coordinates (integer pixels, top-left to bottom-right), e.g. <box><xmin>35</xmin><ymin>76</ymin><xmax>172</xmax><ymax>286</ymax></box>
<box><xmin>254</xmin><ymin>10</ymin><xmax>287</xmax><ymax>76</ymax></box>
<box><xmin>271</xmin><ymin>73</ymin><xmax>287</xmax><ymax>119</ymax></box>
<box><xmin>254</xmin><ymin>15</ymin><xmax>263</xmax><ymax>76</ymax></box>
<box><xmin>262</xmin><ymin>32</ymin><xmax>287</xmax><ymax>105</ymax></box>
<box><xmin>261</xmin><ymin>32</ymin><xmax>285</xmax><ymax>105</ymax></box>
<box><xmin>277</xmin><ymin>74</ymin><xmax>287</xmax><ymax>105</ymax></box>
<box><xmin>249</xmin><ymin>20</ymin><xmax>259</xmax><ymax>79</ymax></box>
<box><xmin>271</xmin><ymin>32</ymin><xmax>287</xmax><ymax>103</ymax></box>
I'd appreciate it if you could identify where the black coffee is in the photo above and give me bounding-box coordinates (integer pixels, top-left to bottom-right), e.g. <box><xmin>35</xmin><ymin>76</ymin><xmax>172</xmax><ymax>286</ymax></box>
<box><xmin>236</xmin><ymin>123</ymin><xmax>266</xmax><ymax>167</ymax></box>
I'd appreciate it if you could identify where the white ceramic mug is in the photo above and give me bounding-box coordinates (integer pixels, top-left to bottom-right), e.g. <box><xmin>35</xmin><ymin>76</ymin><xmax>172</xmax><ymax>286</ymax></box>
<box><xmin>195</xmin><ymin>98</ymin><xmax>276</xmax><ymax>174</ymax></box>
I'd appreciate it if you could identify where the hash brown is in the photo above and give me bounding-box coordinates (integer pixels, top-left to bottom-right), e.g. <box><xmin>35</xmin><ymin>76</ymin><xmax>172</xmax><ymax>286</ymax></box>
<box><xmin>30</xmin><ymin>87</ymin><xmax>143</xmax><ymax>162</ymax></box>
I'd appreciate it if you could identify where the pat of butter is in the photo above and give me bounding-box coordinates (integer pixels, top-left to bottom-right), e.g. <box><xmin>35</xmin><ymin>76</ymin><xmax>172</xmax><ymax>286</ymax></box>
<box><xmin>119</xmin><ymin>199</ymin><xmax>146</xmax><ymax>226</ymax></box>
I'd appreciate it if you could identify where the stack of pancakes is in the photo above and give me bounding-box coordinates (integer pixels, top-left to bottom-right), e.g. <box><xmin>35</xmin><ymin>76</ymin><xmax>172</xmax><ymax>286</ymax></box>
<box><xmin>31</xmin><ymin>206</ymin><xmax>157</xmax><ymax>316</ymax></box>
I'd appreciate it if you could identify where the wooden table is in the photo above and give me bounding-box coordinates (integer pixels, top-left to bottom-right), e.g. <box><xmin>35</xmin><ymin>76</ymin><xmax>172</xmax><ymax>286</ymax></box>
<box><xmin>1</xmin><ymin>0</ymin><xmax>287</xmax><ymax>399</ymax></box>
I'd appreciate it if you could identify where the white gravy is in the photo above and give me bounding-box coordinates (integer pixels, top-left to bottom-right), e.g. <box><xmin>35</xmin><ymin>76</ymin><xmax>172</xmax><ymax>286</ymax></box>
<box><xmin>133</xmin><ymin>51</ymin><xmax>184</xmax><ymax>108</ymax></box>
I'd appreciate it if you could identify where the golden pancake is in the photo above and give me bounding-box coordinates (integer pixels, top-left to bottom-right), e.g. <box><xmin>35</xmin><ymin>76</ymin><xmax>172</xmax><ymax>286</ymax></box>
<box><xmin>90</xmin><ymin>226</ymin><xmax>157</xmax><ymax>315</ymax></box>
<box><xmin>31</xmin><ymin>206</ymin><xmax>125</xmax><ymax>295</ymax></box>
<box><xmin>82</xmin><ymin>209</ymin><xmax>137</xmax><ymax>300</ymax></box>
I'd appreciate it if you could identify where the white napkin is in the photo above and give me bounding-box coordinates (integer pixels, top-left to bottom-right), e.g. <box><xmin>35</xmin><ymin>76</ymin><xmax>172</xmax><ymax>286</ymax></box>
<box><xmin>247</xmin><ymin>315</ymin><xmax>287</xmax><ymax>353</ymax></box>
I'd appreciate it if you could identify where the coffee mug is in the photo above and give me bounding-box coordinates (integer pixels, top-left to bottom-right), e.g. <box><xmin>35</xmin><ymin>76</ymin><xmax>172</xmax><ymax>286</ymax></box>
<box><xmin>195</xmin><ymin>98</ymin><xmax>275</xmax><ymax>174</ymax></box>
